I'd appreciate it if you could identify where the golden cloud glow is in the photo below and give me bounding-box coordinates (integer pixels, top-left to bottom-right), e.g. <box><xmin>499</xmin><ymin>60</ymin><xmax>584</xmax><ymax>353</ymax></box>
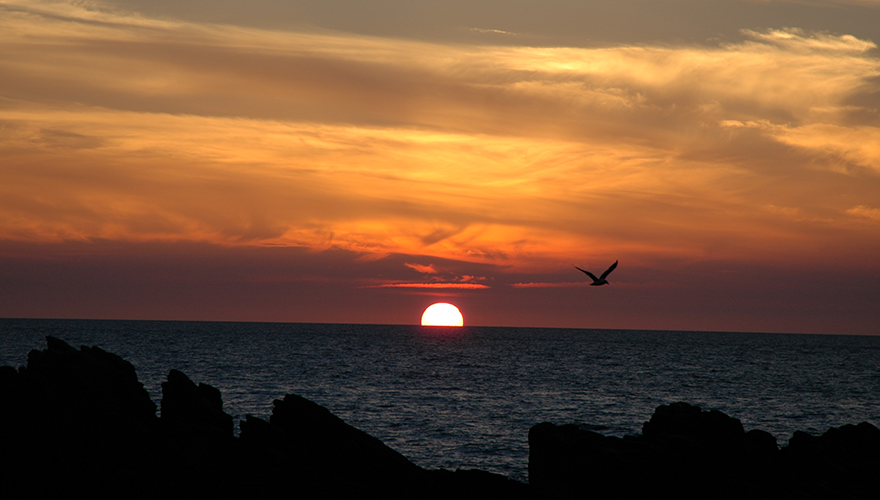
<box><xmin>1</xmin><ymin>0</ymin><xmax>879</xmax><ymax>276</ymax></box>
<box><xmin>510</xmin><ymin>282</ymin><xmax>586</xmax><ymax>288</ymax></box>
<box><xmin>405</xmin><ymin>263</ymin><xmax>439</xmax><ymax>274</ymax></box>
<box><xmin>847</xmin><ymin>205</ymin><xmax>880</xmax><ymax>221</ymax></box>
<box><xmin>375</xmin><ymin>283</ymin><xmax>490</xmax><ymax>289</ymax></box>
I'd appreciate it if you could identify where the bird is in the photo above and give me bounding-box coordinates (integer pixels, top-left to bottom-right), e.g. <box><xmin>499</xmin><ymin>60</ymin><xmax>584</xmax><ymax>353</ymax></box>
<box><xmin>574</xmin><ymin>260</ymin><xmax>618</xmax><ymax>286</ymax></box>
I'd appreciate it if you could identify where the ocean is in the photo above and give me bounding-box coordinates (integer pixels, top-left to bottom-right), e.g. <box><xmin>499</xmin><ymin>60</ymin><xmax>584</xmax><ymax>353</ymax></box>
<box><xmin>1</xmin><ymin>318</ymin><xmax>878</xmax><ymax>482</ymax></box>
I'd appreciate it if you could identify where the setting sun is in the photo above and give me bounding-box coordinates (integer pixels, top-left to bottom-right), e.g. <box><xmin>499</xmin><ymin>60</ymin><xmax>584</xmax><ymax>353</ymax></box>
<box><xmin>421</xmin><ymin>303</ymin><xmax>464</xmax><ymax>327</ymax></box>
<box><xmin>0</xmin><ymin>0</ymin><xmax>878</xmax><ymax>335</ymax></box>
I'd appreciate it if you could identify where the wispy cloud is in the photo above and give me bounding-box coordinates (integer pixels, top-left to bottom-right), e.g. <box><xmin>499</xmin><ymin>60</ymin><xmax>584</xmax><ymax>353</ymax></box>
<box><xmin>372</xmin><ymin>282</ymin><xmax>490</xmax><ymax>289</ymax></box>
<box><xmin>405</xmin><ymin>263</ymin><xmax>438</xmax><ymax>274</ymax></box>
<box><xmin>510</xmin><ymin>281</ymin><xmax>585</xmax><ymax>288</ymax></box>
<box><xmin>1</xmin><ymin>1</ymin><xmax>879</xmax><ymax>272</ymax></box>
<box><xmin>470</xmin><ymin>27</ymin><xmax>518</xmax><ymax>36</ymax></box>
<box><xmin>748</xmin><ymin>0</ymin><xmax>880</xmax><ymax>7</ymax></box>
<box><xmin>847</xmin><ymin>205</ymin><xmax>880</xmax><ymax>220</ymax></box>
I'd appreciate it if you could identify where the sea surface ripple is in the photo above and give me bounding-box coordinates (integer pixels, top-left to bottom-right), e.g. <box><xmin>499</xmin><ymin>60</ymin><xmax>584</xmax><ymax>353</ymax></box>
<box><xmin>2</xmin><ymin>319</ymin><xmax>879</xmax><ymax>482</ymax></box>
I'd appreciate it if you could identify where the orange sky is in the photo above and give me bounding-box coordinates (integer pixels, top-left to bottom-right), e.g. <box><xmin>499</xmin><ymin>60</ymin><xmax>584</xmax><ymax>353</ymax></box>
<box><xmin>1</xmin><ymin>0</ymin><xmax>879</xmax><ymax>333</ymax></box>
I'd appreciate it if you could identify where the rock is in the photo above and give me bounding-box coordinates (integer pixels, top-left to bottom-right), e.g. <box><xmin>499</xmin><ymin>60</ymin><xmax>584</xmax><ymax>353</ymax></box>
<box><xmin>161</xmin><ymin>368</ymin><xmax>233</xmax><ymax>438</ymax></box>
<box><xmin>642</xmin><ymin>401</ymin><xmax>745</xmax><ymax>443</ymax></box>
<box><xmin>9</xmin><ymin>337</ymin><xmax>876</xmax><ymax>499</ymax></box>
<box><xmin>270</xmin><ymin>393</ymin><xmax>421</xmax><ymax>476</ymax></box>
<box><xmin>528</xmin><ymin>422</ymin><xmax>629</xmax><ymax>498</ymax></box>
<box><xmin>238</xmin><ymin>393</ymin><xmax>423</xmax><ymax>497</ymax></box>
<box><xmin>0</xmin><ymin>337</ymin><xmax>160</xmax><ymax>495</ymax></box>
<box><xmin>779</xmin><ymin>421</ymin><xmax>880</xmax><ymax>499</ymax></box>
<box><xmin>529</xmin><ymin>403</ymin><xmax>780</xmax><ymax>499</ymax></box>
<box><xmin>0</xmin><ymin>337</ymin><xmax>534</xmax><ymax>497</ymax></box>
<box><xmin>530</xmin><ymin>402</ymin><xmax>879</xmax><ymax>500</ymax></box>
<box><xmin>18</xmin><ymin>336</ymin><xmax>157</xmax><ymax>428</ymax></box>
<box><xmin>237</xmin><ymin>394</ymin><xmax>535</xmax><ymax>498</ymax></box>
<box><xmin>423</xmin><ymin>468</ymin><xmax>533</xmax><ymax>499</ymax></box>
<box><xmin>0</xmin><ymin>337</ymin><xmax>531</xmax><ymax>498</ymax></box>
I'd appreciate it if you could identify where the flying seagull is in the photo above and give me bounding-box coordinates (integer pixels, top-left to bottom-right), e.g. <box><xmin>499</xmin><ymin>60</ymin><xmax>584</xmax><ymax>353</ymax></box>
<box><xmin>574</xmin><ymin>260</ymin><xmax>618</xmax><ymax>286</ymax></box>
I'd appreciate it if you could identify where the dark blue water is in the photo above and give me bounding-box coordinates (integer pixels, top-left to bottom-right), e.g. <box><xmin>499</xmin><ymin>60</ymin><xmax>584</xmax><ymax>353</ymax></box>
<box><xmin>2</xmin><ymin>318</ymin><xmax>879</xmax><ymax>482</ymax></box>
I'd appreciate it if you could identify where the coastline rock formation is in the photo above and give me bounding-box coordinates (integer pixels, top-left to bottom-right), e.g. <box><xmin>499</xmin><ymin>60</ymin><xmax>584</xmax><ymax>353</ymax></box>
<box><xmin>2</xmin><ymin>338</ymin><xmax>878</xmax><ymax>499</ymax></box>
<box><xmin>0</xmin><ymin>337</ymin><xmax>528</xmax><ymax>498</ymax></box>
<box><xmin>529</xmin><ymin>401</ymin><xmax>880</xmax><ymax>499</ymax></box>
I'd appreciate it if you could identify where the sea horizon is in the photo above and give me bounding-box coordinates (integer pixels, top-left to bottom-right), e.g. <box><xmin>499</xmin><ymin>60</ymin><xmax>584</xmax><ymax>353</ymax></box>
<box><xmin>6</xmin><ymin>315</ymin><xmax>872</xmax><ymax>337</ymax></box>
<box><xmin>4</xmin><ymin>318</ymin><xmax>878</xmax><ymax>481</ymax></box>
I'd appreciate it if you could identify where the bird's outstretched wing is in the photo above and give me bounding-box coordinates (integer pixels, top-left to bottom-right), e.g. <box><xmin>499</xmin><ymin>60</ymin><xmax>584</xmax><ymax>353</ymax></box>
<box><xmin>574</xmin><ymin>265</ymin><xmax>599</xmax><ymax>282</ymax></box>
<box><xmin>599</xmin><ymin>260</ymin><xmax>618</xmax><ymax>280</ymax></box>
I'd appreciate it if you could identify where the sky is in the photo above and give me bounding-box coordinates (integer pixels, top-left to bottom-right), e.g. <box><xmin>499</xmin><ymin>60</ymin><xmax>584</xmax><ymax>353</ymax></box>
<box><xmin>1</xmin><ymin>0</ymin><xmax>879</xmax><ymax>334</ymax></box>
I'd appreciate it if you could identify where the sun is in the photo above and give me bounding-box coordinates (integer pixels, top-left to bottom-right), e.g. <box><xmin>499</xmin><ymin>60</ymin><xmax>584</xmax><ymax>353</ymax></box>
<box><xmin>421</xmin><ymin>303</ymin><xmax>464</xmax><ymax>327</ymax></box>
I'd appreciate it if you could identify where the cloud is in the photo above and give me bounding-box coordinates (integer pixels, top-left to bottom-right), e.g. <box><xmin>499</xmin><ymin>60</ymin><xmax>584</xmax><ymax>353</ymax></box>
<box><xmin>405</xmin><ymin>263</ymin><xmax>438</xmax><ymax>274</ymax></box>
<box><xmin>847</xmin><ymin>205</ymin><xmax>880</xmax><ymax>220</ymax></box>
<box><xmin>749</xmin><ymin>0</ymin><xmax>880</xmax><ymax>7</ymax></box>
<box><xmin>470</xmin><ymin>27</ymin><xmax>518</xmax><ymax>36</ymax></box>
<box><xmin>372</xmin><ymin>282</ymin><xmax>490</xmax><ymax>289</ymax></box>
<box><xmin>1</xmin><ymin>1</ymin><xmax>879</xmax><ymax>273</ymax></box>
<box><xmin>510</xmin><ymin>281</ymin><xmax>585</xmax><ymax>288</ymax></box>
<box><xmin>740</xmin><ymin>27</ymin><xmax>876</xmax><ymax>53</ymax></box>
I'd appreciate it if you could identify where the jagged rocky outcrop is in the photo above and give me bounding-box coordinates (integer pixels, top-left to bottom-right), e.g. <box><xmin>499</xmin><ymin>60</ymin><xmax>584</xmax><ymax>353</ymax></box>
<box><xmin>2</xmin><ymin>338</ymin><xmax>877</xmax><ymax>499</ymax></box>
<box><xmin>161</xmin><ymin>368</ymin><xmax>232</xmax><ymax>435</ymax></box>
<box><xmin>239</xmin><ymin>393</ymin><xmax>422</xmax><ymax>496</ymax></box>
<box><xmin>0</xmin><ymin>337</ymin><xmax>160</xmax><ymax>494</ymax></box>
<box><xmin>0</xmin><ymin>337</ymin><xmax>529</xmax><ymax>498</ymax></box>
<box><xmin>529</xmin><ymin>401</ymin><xmax>880</xmax><ymax>499</ymax></box>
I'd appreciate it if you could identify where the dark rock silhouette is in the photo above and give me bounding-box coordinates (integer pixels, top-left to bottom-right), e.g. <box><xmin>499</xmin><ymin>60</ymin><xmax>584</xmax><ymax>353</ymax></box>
<box><xmin>237</xmin><ymin>394</ymin><xmax>422</xmax><ymax>497</ymax></box>
<box><xmin>161</xmin><ymin>368</ymin><xmax>233</xmax><ymax>438</ymax></box>
<box><xmin>0</xmin><ymin>337</ymin><xmax>529</xmax><ymax>498</ymax></box>
<box><xmin>0</xmin><ymin>337</ymin><xmax>159</xmax><ymax>494</ymax></box>
<box><xmin>2</xmin><ymin>338</ymin><xmax>877</xmax><ymax>499</ymax></box>
<box><xmin>529</xmin><ymin>401</ymin><xmax>880</xmax><ymax>499</ymax></box>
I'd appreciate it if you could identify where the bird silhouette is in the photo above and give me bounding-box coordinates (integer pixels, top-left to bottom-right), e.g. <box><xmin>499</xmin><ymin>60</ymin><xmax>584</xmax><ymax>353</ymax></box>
<box><xmin>574</xmin><ymin>260</ymin><xmax>618</xmax><ymax>286</ymax></box>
